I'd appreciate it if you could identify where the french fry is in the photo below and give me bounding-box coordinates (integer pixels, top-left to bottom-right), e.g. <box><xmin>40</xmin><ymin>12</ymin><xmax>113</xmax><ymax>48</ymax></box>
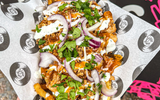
<box><xmin>34</xmin><ymin>83</ymin><xmax>54</xmax><ymax>100</ymax></box>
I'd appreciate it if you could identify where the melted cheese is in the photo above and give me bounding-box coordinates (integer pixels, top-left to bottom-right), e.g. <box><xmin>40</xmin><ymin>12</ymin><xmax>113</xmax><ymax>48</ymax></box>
<box><xmin>52</xmin><ymin>92</ymin><xmax>59</xmax><ymax>96</ymax></box>
<box><xmin>45</xmin><ymin>93</ymin><xmax>50</xmax><ymax>98</ymax></box>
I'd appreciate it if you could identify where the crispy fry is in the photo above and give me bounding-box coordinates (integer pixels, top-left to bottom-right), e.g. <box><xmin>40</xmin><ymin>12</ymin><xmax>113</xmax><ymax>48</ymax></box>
<box><xmin>48</xmin><ymin>0</ymin><xmax>53</xmax><ymax>5</ymax></box>
<box><xmin>34</xmin><ymin>83</ymin><xmax>54</xmax><ymax>100</ymax></box>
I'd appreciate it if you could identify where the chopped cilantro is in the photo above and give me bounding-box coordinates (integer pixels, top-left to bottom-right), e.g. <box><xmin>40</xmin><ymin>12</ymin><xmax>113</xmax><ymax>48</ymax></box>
<box><xmin>41</xmin><ymin>74</ymin><xmax>45</xmax><ymax>78</ymax></box>
<box><xmin>68</xmin><ymin>31</ymin><xmax>72</xmax><ymax>34</ymax></box>
<box><xmin>84</xmin><ymin>55</ymin><xmax>97</xmax><ymax>70</ymax></box>
<box><xmin>49</xmin><ymin>44</ymin><xmax>55</xmax><ymax>52</ymax></box>
<box><xmin>38</xmin><ymin>39</ymin><xmax>46</xmax><ymax>45</ymax></box>
<box><xmin>55</xmin><ymin>45</ymin><xmax>58</xmax><ymax>50</ymax></box>
<box><xmin>78</xmin><ymin>22</ymin><xmax>82</xmax><ymax>25</ymax></box>
<box><xmin>56</xmin><ymin>93</ymin><xmax>68</xmax><ymax>100</ymax></box>
<box><xmin>97</xmin><ymin>31</ymin><xmax>100</xmax><ymax>36</ymax></box>
<box><xmin>52</xmin><ymin>82</ymin><xmax>65</xmax><ymax>87</ymax></box>
<box><xmin>70</xmin><ymin>61</ymin><xmax>75</xmax><ymax>70</ymax></box>
<box><xmin>63</xmin><ymin>49</ymin><xmax>72</xmax><ymax>62</ymax></box>
<box><xmin>56</xmin><ymin>27</ymin><xmax>58</xmax><ymax>30</ymax></box>
<box><xmin>39</xmin><ymin>49</ymin><xmax>49</xmax><ymax>53</ymax></box>
<box><xmin>59</xmin><ymin>3</ymin><xmax>68</xmax><ymax>11</ymax></box>
<box><xmin>58</xmin><ymin>40</ymin><xmax>62</xmax><ymax>43</ymax></box>
<box><xmin>100</xmin><ymin>37</ymin><xmax>104</xmax><ymax>39</ymax></box>
<box><xmin>84</xmin><ymin>36</ymin><xmax>93</xmax><ymax>41</ymax></box>
<box><xmin>36</xmin><ymin>25</ymin><xmax>41</xmax><ymax>33</ymax></box>
<box><xmin>61</xmin><ymin>33</ymin><xmax>66</xmax><ymax>37</ymax></box>
<box><xmin>72</xmin><ymin>28</ymin><xmax>81</xmax><ymax>39</ymax></box>
<box><xmin>70</xmin><ymin>89</ymin><xmax>76</xmax><ymax>100</ymax></box>
<box><xmin>64</xmin><ymin>40</ymin><xmax>76</xmax><ymax>51</ymax></box>
<box><xmin>87</xmin><ymin>96</ymin><xmax>90</xmax><ymax>100</ymax></box>
<box><xmin>102</xmin><ymin>73</ymin><xmax>106</xmax><ymax>78</ymax></box>
<box><xmin>77</xmin><ymin>92</ymin><xmax>85</xmax><ymax>97</ymax></box>
<box><xmin>61</xmin><ymin>75</ymin><xmax>67</xmax><ymax>80</ymax></box>
<box><xmin>96</xmin><ymin>83</ymin><xmax>102</xmax><ymax>93</ymax></box>
<box><xmin>72</xmin><ymin>48</ymin><xmax>78</xmax><ymax>58</ymax></box>
<box><xmin>80</xmin><ymin>40</ymin><xmax>89</xmax><ymax>47</ymax></box>
<box><xmin>57</xmin><ymin>86</ymin><xmax>65</xmax><ymax>93</ymax></box>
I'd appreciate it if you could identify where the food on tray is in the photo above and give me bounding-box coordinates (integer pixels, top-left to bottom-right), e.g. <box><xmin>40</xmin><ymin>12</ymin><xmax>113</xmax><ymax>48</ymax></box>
<box><xmin>33</xmin><ymin>0</ymin><xmax>123</xmax><ymax>99</ymax></box>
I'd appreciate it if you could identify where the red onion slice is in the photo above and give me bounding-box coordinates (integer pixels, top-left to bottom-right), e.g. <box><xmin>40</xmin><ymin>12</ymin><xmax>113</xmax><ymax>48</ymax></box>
<box><xmin>47</xmin><ymin>1</ymin><xmax>61</xmax><ymax>10</ymax></box>
<box><xmin>87</xmin><ymin>21</ymin><xmax>102</xmax><ymax>32</ymax></box>
<box><xmin>94</xmin><ymin>54</ymin><xmax>103</xmax><ymax>62</ymax></box>
<box><xmin>86</xmin><ymin>69</ymin><xmax>94</xmax><ymax>82</ymax></box>
<box><xmin>68</xmin><ymin>13</ymin><xmax>72</xmax><ymax>28</ymax></box>
<box><xmin>39</xmin><ymin>52</ymin><xmax>61</xmax><ymax>68</ymax></box>
<box><xmin>77</xmin><ymin>17</ymin><xmax>86</xmax><ymax>27</ymax></box>
<box><xmin>101</xmin><ymin>81</ymin><xmax>117</xmax><ymax>97</ymax></box>
<box><xmin>64</xmin><ymin>59</ymin><xmax>83</xmax><ymax>82</ymax></box>
<box><xmin>82</xmin><ymin>19</ymin><xmax>101</xmax><ymax>43</ymax></box>
<box><xmin>91</xmin><ymin>70</ymin><xmax>100</xmax><ymax>100</ymax></box>
<box><xmin>48</xmin><ymin>14</ymin><xmax>68</xmax><ymax>48</ymax></box>
<box><xmin>89</xmin><ymin>41</ymin><xmax>100</xmax><ymax>48</ymax></box>
<box><xmin>91</xmin><ymin>69</ymin><xmax>100</xmax><ymax>84</ymax></box>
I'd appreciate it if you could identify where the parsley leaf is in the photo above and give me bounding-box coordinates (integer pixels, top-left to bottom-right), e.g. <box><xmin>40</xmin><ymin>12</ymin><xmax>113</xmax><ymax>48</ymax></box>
<box><xmin>65</xmin><ymin>40</ymin><xmax>76</xmax><ymax>51</ymax></box>
<box><xmin>87</xmin><ymin>96</ymin><xmax>90</xmax><ymax>100</ymax></box>
<box><xmin>58</xmin><ymin>40</ymin><xmax>62</xmax><ymax>43</ymax></box>
<box><xmin>70</xmin><ymin>89</ymin><xmax>76</xmax><ymax>100</ymax></box>
<box><xmin>72</xmin><ymin>28</ymin><xmax>81</xmax><ymax>39</ymax></box>
<box><xmin>59</xmin><ymin>3</ymin><xmax>68</xmax><ymax>11</ymax></box>
<box><xmin>57</xmin><ymin>86</ymin><xmax>65</xmax><ymax>93</ymax></box>
<box><xmin>61</xmin><ymin>33</ymin><xmax>66</xmax><ymax>37</ymax></box>
<box><xmin>96</xmin><ymin>83</ymin><xmax>102</xmax><ymax>93</ymax></box>
<box><xmin>84</xmin><ymin>36</ymin><xmax>93</xmax><ymax>41</ymax></box>
<box><xmin>38</xmin><ymin>39</ymin><xmax>46</xmax><ymax>45</ymax></box>
<box><xmin>61</xmin><ymin>75</ymin><xmax>67</xmax><ymax>80</ymax></box>
<box><xmin>102</xmin><ymin>73</ymin><xmax>106</xmax><ymax>78</ymax></box>
<box><xmin>72</xmin><ymin>48</ymin><xmax>78</xmax><ymax>58</ymax></box>
<box><xmin>80</xmin><ymin>40</ymin><xmax>89</xmax><ymax>47</ymax></box>
<box><xmin>49</xmin><ymin>44</ymin><xmax>55</xmax><ymax>52</ymax></box>
<box><xmin>77</xmin><ymin>92</ymin><xmax>85</xmax><ymax>97</ymax></box>
<box><xmin>70</xmin><ymin>61</ymin><xmax>75</xmax><ymax>70</ymax></box>
<box><xmin>36</xmin><ymin>25</ymin><xmax>41</xmax><ymax>33</ymax></box>
<box><xmin>41</xmin><ymin>74</ymin><xmax>45</xmax><ymax>78</ymax></box>
<box><xmin>56</xmin><ymin>93</ymin><xmax>68</xmax><ymax>100</ymax></box>
<box><xmin>52</xmin><ymin>82</ymin><xmax>65</xmax><ymax>87</ymax></box>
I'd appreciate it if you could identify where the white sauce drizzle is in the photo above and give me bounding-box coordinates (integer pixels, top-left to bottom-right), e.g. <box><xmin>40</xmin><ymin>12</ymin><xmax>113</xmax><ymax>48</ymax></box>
<box><xmin>106</xmin><ymin>39</ymin><xmax>116</xmax><ymax>53</ymax></box>
<box><xmin>101</xmin><ymin>72</ymin><xmax>110</xmax><ymax>82</ymax></box>
<box><xmin>99</xmin><ymin>18</ymin><xmax>110</xmax><ymax>31</ymax></box>
<box><xmin>34</xmin><ymin>20</ymin><xmax>63</xmax><ymax>40</ymax></box>
<box><xmin>34</xmin><ymin>68</ymin><xmax>42</xmax><ymax>79</ymax></box>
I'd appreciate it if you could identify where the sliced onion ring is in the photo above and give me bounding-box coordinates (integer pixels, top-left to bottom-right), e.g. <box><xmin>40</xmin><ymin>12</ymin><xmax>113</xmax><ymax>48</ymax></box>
<box><xmin>101</xmin><ymin>81</ymin><xmax>117</xmax><ymax>97</ymax></box>
<box><xmin>82</xmin><ymin>19</ymin><xmax>101</xmax><ymax>43</ymax></box>
<box><xmin>89</xmin><ymin>41</ymin><xmax>99</xmax><ymax>48</ymax></box>
<box><xmin>87</xmin><ymin>20</ymin><xmax>102</xmax><ymax>32</ymax></box>
<box><xmin>91</xmin><ymin>69</ymin><xmax>100</xmax><ymax>100</ymax></box>
<box><xmin>64</xmin><ymin>59</ymin><xmax>83</xmax><ymax>82</ymax></box>
<box><xmin>39</xmin><ymin>52</ymin><xmax>61</xmax><ymax>68</ymax></box>
<box><xmin>48</xmin><ymin>14</ymin><xmax>68</xmax><ymax>48</ymax></box>
<box><xmin>94</xmin><ymin>54</ymin><xmax>103</xmax><ymax>62</ymax></box>
<box><xmin>86</xmin><ymin>69</ymin><xmax>94</xmax><ymax>82</ymax></box>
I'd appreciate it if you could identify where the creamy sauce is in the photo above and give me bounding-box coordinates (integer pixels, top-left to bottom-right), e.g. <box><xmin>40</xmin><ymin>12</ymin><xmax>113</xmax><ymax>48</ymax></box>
<box><xmin>34</xmin><ymin>20</ymin><xmax>63</xmax><ymax>40</ymax></box>
<box><xmin>71</xmin><ymin>18</ymin><xmax>80</xmax><ymax>27</ymax></box>
<box><xmin>101</xmin><ymin>72</ymin><xmax>110</xmax><ymax>82</ymax></box>
<box><xmin>49</xmin><ymin>65</ymin><xmax>57</xmax><ymax>71</ymax></box>
<box><xmin>101</xmin><ymin>95</ymin><xmax>108</xmax><ymax>100</ymax></box>
<box><xmin>43</xmin><ymin>6</ymin><xmax>58</xmax><ymax>15</ymax></box>
<box><xmin>45</xmin><ymin>93</ymin><xmax>50</xmax><ymax>98</ymax></box>
<box><xmin>90</xmin><ymin>5</ymin><xmax>101</xmax><ymax>10</ymax></box>
<box><xmin>52</xmin><ymin>91</ymin><xmax>59</xmax><ymax>96</ymax></box>
<box><xmin>99</xmin><ymin>18</ymin><xmax>110</xmax><ymax>31</ymax></box>
<box><xmin>106</xmin><ymin>39</ymin><xmax>116</xmax><ymax>53</ymax></box>
<box><xmin>100</xmin><ymin>49</ymin><xmax>106</xmax><ymax>56</ymax></box>
<box><xmin>34</xmin><ymin>68</ymin><xmax>42</xmax><ymax>79</ymax></box>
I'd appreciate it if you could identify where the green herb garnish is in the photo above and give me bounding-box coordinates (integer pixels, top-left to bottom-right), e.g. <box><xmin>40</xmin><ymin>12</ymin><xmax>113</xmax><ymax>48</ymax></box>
<box><xmin>61</xmin><ymin>33</ymin><xmax>66</xmax><ymax>37</ymax></box>
<box><xmin>38</xmin><ymin>39</ymin><xmax>46</xmax><ymax>45</ymax></box>
<box><xmin>61</xmin><ymin>75</ymin><xmax>67</xmax><ymax>81</ymax></box>
<box><xmin>36</xmin><ymin>25</ymin><xmax>41</xmax><ymax>33</ymax></box>
<box><xmin>59</xmin><ymin>3</ymin><xmax>68</xmax><ymax>11</ymax></box>
<box><xmin>70</xmin><ymin>61</ymin><xmax>75</xmax><ymax>70</ymax></box>
<box><xmin>72</xmin><ymin>28</ymin><xmax>81</xmax><ymax>39</ymax></box>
